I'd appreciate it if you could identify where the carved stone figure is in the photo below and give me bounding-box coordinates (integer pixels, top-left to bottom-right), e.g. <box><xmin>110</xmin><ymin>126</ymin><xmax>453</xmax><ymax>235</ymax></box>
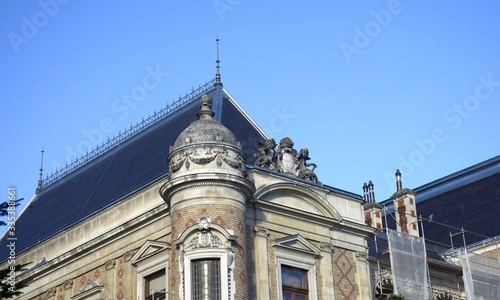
<box><xmin>296</xmin><ymin>148</ymin><xmax>319</xmax><ymax>183</ymax></box>
<box><xmin>254</xmin><ymin>137</ymin><xmax>320</xmax><ymax>184</ymax></box>
<box><xmin>254</xmin><ymin>138</ymin><xmax>276</xmax><ymax>168</ymax></box>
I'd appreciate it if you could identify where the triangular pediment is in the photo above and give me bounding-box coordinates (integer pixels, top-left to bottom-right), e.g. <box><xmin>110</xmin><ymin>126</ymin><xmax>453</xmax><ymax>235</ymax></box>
<box><xmin>131</xmin><ymin>240</ymin><xmax>170</xmax><ymax>265</ymax></box>
<box><xmin>272</xmin><ymin>234</ymin><xmax>321</xmax><ymax>257</ymax></box>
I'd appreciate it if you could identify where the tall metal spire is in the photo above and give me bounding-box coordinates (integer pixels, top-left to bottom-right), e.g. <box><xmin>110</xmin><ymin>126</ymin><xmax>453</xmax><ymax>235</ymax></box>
<box><xmin>214</xmin><ymin>35</ymin><xmax>223</xmax><ymax>87</ymax></box>
<box><xmin>36</xmin><ymin>147</ymin><xmax>44</xmax><ymax>194</ymax></box>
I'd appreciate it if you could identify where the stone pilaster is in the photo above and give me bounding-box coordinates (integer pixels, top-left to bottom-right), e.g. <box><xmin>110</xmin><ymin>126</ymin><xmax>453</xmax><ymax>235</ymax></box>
<box><xmin>319</xmin><ymin>242</ymin><xmax>336</xmax><ymax>300</ymax></box>
<box><xmin>105</xmin><ymin>258</ymin><xmax>116</xmax><ymax>299</ymax></box>
<box><xmin>254</xmin><ymin>227</ymin><xmax>270</xmax><ymax>300</ymax></box>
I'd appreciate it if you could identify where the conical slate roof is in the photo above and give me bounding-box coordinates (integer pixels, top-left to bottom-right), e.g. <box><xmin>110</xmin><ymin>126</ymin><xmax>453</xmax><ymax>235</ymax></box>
<box><xmin>0</xmin><ymin>82</ymin><xmax>267</xmax><ymax>260</ymax></box>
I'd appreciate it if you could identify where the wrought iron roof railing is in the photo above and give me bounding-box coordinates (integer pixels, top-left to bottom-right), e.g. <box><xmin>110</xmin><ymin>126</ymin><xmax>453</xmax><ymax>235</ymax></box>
<box><xmin>42</xmin><ymin>79</ymin><xmax>216</xmax><ymax>188</ymax></box>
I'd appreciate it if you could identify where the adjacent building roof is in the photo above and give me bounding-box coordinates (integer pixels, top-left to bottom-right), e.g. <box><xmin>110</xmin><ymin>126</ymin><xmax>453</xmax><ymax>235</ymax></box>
<box><xmin>0</xmin><ymin>81</ymin><xmax>268</xmax><ymax>261</ymax></box>
<box><xmin>380</xmin><ymin>155</ymin><xmax>500</xmax><ymax>248</ymax></box>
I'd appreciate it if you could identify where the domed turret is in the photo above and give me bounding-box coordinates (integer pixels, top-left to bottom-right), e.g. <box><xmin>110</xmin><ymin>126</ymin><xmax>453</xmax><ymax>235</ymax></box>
<box><xmin>165</xmin><ymin>94</ymin><xmax>246</xmax><ymax>178</ymax></box>
<box><xmin>159</xmin><ymin>92</ymin><xmax>255</xmax><ymax>299</ymax></box>
<box><xmin>173</xmin><ymin>94</ymin><xmax>237</xmax><ymax>149</ymax></box>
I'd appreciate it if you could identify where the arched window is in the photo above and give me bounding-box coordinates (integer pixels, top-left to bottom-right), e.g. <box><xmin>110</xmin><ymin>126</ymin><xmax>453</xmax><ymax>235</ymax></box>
<box><xmin>174</xmin><ymin>217</ymin><xmax>237</xmax><ymax>300</ymax></box>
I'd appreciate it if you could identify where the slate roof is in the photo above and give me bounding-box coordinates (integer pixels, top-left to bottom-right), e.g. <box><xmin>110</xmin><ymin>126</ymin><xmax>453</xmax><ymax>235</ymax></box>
<box><xmin>380</xmin><ymin>155</ymin><xmax>500</xmax><ymax>249</ymax></box>
<box><xmin>0</xmin><ymin>82</ymin><xmax>268</xmax><ymax>261</ymax></box>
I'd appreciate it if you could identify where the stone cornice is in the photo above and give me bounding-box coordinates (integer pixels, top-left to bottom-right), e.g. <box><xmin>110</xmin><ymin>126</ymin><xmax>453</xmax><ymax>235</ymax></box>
<box><xmin>12</xmin><ymin>203</ymin><xmax>169</xmax><ymax>285</ymax></box>
<box><xmin>160</xmin><ymin>172</ymin><xmax>255</xmax><ymax>206</ymax></box>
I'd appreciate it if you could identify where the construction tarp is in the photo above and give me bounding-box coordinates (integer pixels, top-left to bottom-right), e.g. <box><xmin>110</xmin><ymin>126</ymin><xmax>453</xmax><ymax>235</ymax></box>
<box><xmin>387</xmin><ymin>229</ymin><xmax>429</xmax><ymax>300</ymax></box>
<box><xmin>458</xmin><ymin>248</ymin><xmax>500</xmax><ymax>300</ymax></box>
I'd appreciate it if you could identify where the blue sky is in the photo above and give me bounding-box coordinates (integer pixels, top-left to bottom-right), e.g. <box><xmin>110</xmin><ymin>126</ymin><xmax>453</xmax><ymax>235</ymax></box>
<box><xmin>1</xmin><ymin>1</ymin><xmax>499</xmax><ymax>231</ymax></box>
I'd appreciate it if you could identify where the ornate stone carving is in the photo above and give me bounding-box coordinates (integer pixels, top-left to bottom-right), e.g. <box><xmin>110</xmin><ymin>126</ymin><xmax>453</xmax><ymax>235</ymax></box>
<box><xmin>123</xmin><ymin>250</ymin><xmax>135</xmax><ymax>262</ymax></box>
<box><xmin>186</xmin><ymin>231</ymin><xmax>223</xmax><ymax>249</ymax></box>
<box><xmin>63</xmin><ymin>279</ymin><xmax>74</xmax><ymax>290</ymax></box>
<box><xmin>254</xmin><ymin>137</ymin><xmax>320</xmax><ymax>183</ymax></box>
<box><xmin>254</xmin><ymin>138</ymin><xmax>276</xmax><ymax>168</ymax></box>
<box><xmin>184</xmin><ymin>217</ymin><xmax>224</xmax><ymax>250</ymax></box>
<box><xmin>46</xmin><ymin>287</ymin><xmax>56</xmax><ymax>298</ymax></box>
<box><xmin>77</xmin><ymin>279</ymin><xmax>102</xmax><ymax>294</ymax></box>
<box><xmin>254</xmin><ymin>226</ymin><xmax>270</xmax><ymax>237</ymax></box>
<box><xmin>169</xmin><ymin>147</ymin><xmax>245</xmax><ymax>173</ymax></box>
<box><xmin>320</xmin><ymin>242</ymin><xmax>334</xmax><ymax>253</ymax></box>
<box><xmin>198</xmin><ymin>216</ymin><xmax>211</xmax><ymax>230</ymax></box>
<box><xmin>105</xmin><ymin>259</ymin><xmax>116</xmax><ymax>270</ymax></box>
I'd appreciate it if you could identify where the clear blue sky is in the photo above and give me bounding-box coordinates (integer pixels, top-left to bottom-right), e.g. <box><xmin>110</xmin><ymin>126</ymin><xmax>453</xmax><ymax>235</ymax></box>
<box><xmin>1</xmin><ymin>1</ymin><xmax>499</xmax><ymax>231</ymax></box>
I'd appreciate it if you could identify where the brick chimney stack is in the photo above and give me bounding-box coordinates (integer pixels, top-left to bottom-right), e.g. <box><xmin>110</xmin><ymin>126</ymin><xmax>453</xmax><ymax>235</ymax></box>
<box><xmin>391</xmin><ymin>170</ymin><xmax>418</xmax><ymax>236</ymax></box>
<box><xmin>363</xmin><ymin>180</ymin><xmax>383</xmax><ymax>230</ymax></box>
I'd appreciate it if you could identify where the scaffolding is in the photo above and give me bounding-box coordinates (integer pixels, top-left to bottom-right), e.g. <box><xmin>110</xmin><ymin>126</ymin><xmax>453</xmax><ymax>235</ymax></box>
<box><xmin>387</xmin><ymin>228</ymin><xmax>429</xmax><ymax>300</ymax></box>
<box><xmin>372</xmin><ymin>207</ymin><xmax>500</xmax><ymax>300</ymax></box>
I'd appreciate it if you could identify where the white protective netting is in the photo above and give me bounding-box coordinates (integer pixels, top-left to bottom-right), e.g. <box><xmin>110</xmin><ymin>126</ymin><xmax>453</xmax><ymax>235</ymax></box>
<box><xmin>458</xmin><ymin>248</ymin><xmax>500</xmax><ymax>300</ymax></box>
<box><xmin>387</xmin><ymin>229</ymin><xmax>430</xmax><ymax>300</ymax></box>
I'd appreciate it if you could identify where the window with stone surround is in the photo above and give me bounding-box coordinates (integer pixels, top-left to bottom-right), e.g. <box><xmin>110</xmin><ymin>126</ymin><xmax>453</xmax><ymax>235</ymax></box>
<box><xmin>192</xmin><ymin>258</ymin><xmax>221</xmax><ymax>299</ymax></box>
<box><xmin>175</xmin><ymin>217</ymin><xmax>237</xmax><ymax>300</ymax></box>
<box><xmin>145</xmin><ymin>269</ymin><xmax>166</xmax><ymax>300</ymax></box>
<box><xmin>282</xmin><ymin>265</ymin><xmax>309</xmax><ymax>300</ymax></box>
<box><xmin>273</xmin><ymin>234</ymin><xmax>320</xmax><ymax>300</ymax></box>
<box><xmin>131</xmin><ymin>240</ymin><xmax>170</xmax><ymax>300</ymax></box>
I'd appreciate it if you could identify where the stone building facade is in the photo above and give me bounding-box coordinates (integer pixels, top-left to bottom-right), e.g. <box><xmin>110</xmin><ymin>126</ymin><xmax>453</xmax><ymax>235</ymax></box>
<box><xmin>1</xmin><ymin>79</ymin><xmax>374</xmax><ymax>299</ymax></box>
<box><xmin>3</xmin><ymin>71</ymin><xmax>498</xmax><ymax>299</ymax></box>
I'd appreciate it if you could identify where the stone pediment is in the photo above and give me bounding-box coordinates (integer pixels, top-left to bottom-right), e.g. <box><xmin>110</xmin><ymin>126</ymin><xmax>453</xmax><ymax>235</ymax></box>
<box><xmin>272</xmin><ymin>234</ymin><xmax>321</xmax><ymax>257</ymax></box>
<box><xmin>254</xmin><ymin>183</ymin><xmax>342</xmax><ymax>220</ymax></box>
<box><xmin>130</xmin><ymin>240</ymin><xmax>170</xmax><ymax>265</ymax></box>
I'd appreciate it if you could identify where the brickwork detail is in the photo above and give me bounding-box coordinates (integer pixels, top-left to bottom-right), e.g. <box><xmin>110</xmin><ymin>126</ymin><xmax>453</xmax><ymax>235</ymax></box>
<box><xmin>365</xmin><ymin>212</ymin><xmax>372</xmax><ymax>227</ymax></box>
<box><xmin>333</xmin><ymin>248</ymin><xmax>358</xmax><ymax>300</ymax></box>
<box><xmin>397</xmin><ymin>199</ymin><xmax>408</xmax><ymax>233</ymax></box>
<box><xmin>72</xmin><ymin>265</ymin><xmax>106</xmax><ymax>296</ymax></box>
<box><xmin>170</xmin><ymin>203</ymin><xmax>247</xmax><ymax>299</ymax></box>
<box><xmin>116</xmin><ymin>257</ymin><xmax>125</xmax><ymax>300</ymax></box>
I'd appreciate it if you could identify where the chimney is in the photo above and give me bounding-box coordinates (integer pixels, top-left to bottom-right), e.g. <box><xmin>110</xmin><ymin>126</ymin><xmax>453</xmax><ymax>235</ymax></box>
<box><xmin>391</xmin><ymin>170</ymin><xmax>418</xmax><ymax>236</ymax></box>
<box><xmin>363</xmin><ymin>183</ymin><xmax>369</xmax><ymax>202</ymax></box>
<box><xmin>395</xmin><ymin>169</ymin><xmax>402</xmax><ymax>191</ymax></box>
<box><xmin>368</xmin><ymin>180</ymin><xmax>375</xmax><ymax>202</ymax></box>
<box><xmin>363</xmin><ymin>180</ymin><xmax>382</xmax><ymax>230</ymax></box>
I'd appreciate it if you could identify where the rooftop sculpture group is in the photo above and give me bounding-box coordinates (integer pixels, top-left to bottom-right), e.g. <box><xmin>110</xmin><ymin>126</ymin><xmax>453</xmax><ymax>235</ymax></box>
<box><xmin>254</xmin><ymin>137</ymin><xmax>320</xmax><ymax>184</ymax></box>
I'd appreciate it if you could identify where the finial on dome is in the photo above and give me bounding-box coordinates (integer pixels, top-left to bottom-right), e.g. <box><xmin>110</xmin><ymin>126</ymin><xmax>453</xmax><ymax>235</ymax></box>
<box><xmin>214</xmin><ymin>35</ymin><xmax>222</xmax><ymax>87</ymax></box>
<box><xmin>197</xmin><ymin>94</ymin><xmax>215</xmax><ymax>120</ymax></box>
